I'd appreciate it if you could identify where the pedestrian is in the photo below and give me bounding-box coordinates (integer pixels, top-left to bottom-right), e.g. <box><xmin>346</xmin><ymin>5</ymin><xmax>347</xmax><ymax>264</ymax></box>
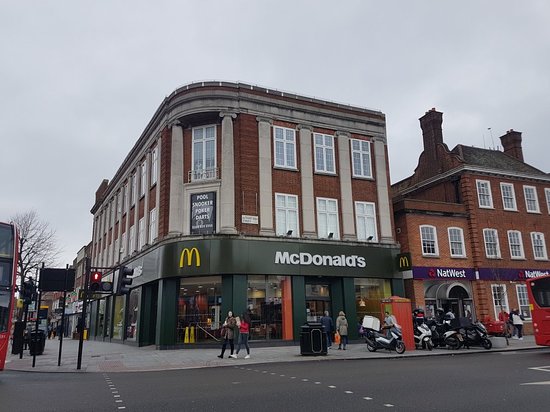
<box><xmin>498</xmin><ymin>309</ymin><xmax>512</xmax><ymax>337</ymax></box>
<box><xmin>231</xmin><ymin>312</ymin><xmax>251</xmax><ymax>359</ymax></box>
<box><xmin>56</xmin><ymin>323</ymin><xmax>63</xmax><ymax>340</ymax></box>
<box><xmin>445</xmin><ymin>308</ymin><xmax>455</xmax><ymax>320</ymax></box>
<box><xmin>218</xmin><ymin>311</ymin><xmax>237</xmax><ymax>358</ymax></box>
<box><xmin>383</xmin><ymin>311</ymin><xmax>398</xmax><ymax>338</ymax></box>
<box><xmin>47</xmin><ymin>324</ymin><xmax>53</xmax><ymax>339</ymax></box>
<box><xmin>336</xmin><ymin>311</ymin><xmax>349</xmax><ymax>350</ymax></box>
<box><xmin>510</xmin><ymin>308</ymin><xmax>524</xmax><ymax>340</ymax></box>
<box><xmin>320</xmin><ymin>310</ymin><xmax>334</xmax><ymax>349</ymax></box>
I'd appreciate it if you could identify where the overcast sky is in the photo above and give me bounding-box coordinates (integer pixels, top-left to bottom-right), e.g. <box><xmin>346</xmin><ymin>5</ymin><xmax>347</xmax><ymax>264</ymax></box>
<box><xmin>1</xmin><ymin>1</ymin><xmax>549</xmax><ymax>266</ymax></box>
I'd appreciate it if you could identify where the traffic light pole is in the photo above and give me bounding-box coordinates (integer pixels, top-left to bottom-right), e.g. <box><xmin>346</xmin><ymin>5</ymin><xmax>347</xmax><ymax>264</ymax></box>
<box><xmin>57</xmin><ymin>264</ymin><xmax>69</xmax><ymax>367</ymax></box>
<box><xmin>77</xmin><ymin>257</ymin><xmax>91</xmax><ymax>370</ymax></box>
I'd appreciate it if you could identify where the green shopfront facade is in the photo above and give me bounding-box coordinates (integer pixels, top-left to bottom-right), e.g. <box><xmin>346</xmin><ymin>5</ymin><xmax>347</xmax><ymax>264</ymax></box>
<box><xmin>88</xmin><ymin>236</ymin><xmax>403</xmax><ymax>348</ymax></box>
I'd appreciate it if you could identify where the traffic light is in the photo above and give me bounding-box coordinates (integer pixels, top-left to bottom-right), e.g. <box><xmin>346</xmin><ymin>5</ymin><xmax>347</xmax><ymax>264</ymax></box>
<box><xmin>90</xmin><ymin>271</ymin><xmax>102</xmax><ymax>292</ymax></box>
<box><xmin>115</xmin><ymin>266</ymin><xmax>134</xmax><ymax>295</ymax></box>
<box><xmin>21</xmin><ymin>280</ymin><xmax>36</xmax><ymax>305</ymax></box>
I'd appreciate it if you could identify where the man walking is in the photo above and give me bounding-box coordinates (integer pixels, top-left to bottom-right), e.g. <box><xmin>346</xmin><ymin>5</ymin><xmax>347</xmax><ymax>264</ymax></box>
<box><xmin>320</xmin><ymin>311</ymin><xmax>334</xmax><ymax>349</ymax></box>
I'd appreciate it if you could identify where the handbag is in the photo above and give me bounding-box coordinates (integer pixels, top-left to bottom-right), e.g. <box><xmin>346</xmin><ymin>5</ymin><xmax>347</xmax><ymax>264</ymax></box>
<box><xmin>334</xmin><ymin>331</ymin><xmax>341</xmax><ymax>345</ymax></box>
<box><xmin>220</xmin><ymin>327</ymin><xmax>227</xmax><ymax>339</ymax></box>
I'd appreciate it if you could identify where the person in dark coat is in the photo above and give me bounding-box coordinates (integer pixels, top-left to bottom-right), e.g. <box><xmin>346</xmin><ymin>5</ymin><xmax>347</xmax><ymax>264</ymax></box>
<box><xmin>320</xmin><ymin>311</ymin><xmax>334</xmax><ymax>349</ymax></box>
<box><xmin>218</xmin><ymin>311</ymin><xmax>237</xmax><ymax>358</ymax></box>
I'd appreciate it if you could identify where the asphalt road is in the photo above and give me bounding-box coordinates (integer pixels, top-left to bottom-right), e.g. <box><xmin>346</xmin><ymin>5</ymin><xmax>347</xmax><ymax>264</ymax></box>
<box><xmin>1</xmin><ymin>349</ymin><xmax>549</xmax><ymax>411</ymax></box>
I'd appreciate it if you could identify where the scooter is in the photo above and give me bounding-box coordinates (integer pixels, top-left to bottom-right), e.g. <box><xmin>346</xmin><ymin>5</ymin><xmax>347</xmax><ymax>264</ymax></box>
<box><xmin>412</xmin><ymin>308</ymin><xmax>434</xmax><ymax>350</ymax></box>
<box><xmin>459</xmin><ymin>321</ymin><xmax>492</xmax><ymax>350</ymax></box>
<box><xmin>365</xmin><ymin>327</ymin><xmax>406</xmax><ymax>354</ymax></box>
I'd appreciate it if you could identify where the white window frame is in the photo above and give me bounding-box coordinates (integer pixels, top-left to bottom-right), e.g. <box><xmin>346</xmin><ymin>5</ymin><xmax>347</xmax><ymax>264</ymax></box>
<box><xmin>545</xmin><ymin>188</ymin><xmax>550</xmax><ymax>214</ymax></box>
<box><xmin>138</xmin><ymin>218</ymin><xmax>145</xmax><ymax>250</ymax></box>
<box><xmin>476</xmin><ymin>180</ymin><xmax>493</xmax><ymax>208</ymax></box>
<box><xmin>314</xmin><ymin>133</ymin><xmax>335</xmax><ymax>174</ymax></box>
<box><xmin>500</xmin><ymin>182</ymin><xmax>517</xmax><ymax>211</ymax></box>
<box><xmin>140</xmin><ymin>162</ymin><xmax>147</xmax><ymax>197</ymax></box>
<box><xmin>491</xmin><ymin>284</ymin><xmax>509</xmax><ymax>319</ymax></box>
<box><xmin>123</xmin><ymin>182</ymin><xmax>128</xmax><ymax>214</ymax></box>
<box><xmin>129</xmin><ymin>225</ymin><xmax>136</xmax><ymax>253</ymax></box>
<box><xmin>316</xmin><ymin>197</ymin><xmax>340</xmax><ymax>239</ymax></box>
<box><xmin>507</xmin><ymin>230</ymin><xmax>525</xmax><ymax>259</ymax></box>
<box><xmin>121</xmin><ymin>232</ymin><xmax>127</xmax><ymax>259</ymax></box>
<box><xmin>420</xmin><ymin>225</ymin><xmax>439</xmax><ymax>256</ymax></box>
<box><xmin>355</xmin><ymin>201</ymin><xmax>378</xmax><ymax>242</ymax></box>
<box><xmin>531</xmin><ymin>232</ymin><xmax>548</xmax><ymax>260</ymax></box>
<box><xmin>149</xmin><ymin>208</ymin><xmax>158</xmax><ymax>244</ymax></box>
<box><xmin>192</xmin><ymin>125</ymin><xmax>217</xmax><ymax>180</ymax></box>
<box><xmin>516</xmin><ymin>284</ymin><xmax>532</xmax><ymax>319</ymax></box>
<box><xmin>151</xmin><ymin>146</ymin><xmax>158</xmax><ymax>186</ymax></box>
<box><xmin>483</xmin><ymin>228</ymin><xmax>501</xmax><ymax>258</ymax></box>
<box><xmin>448</xmin><ymin>227</ymin><xmax>465</xmax><ymax>258</ymax></box>
<box><xmin>131</xmin><ymin>173</ymin><xmax>137</xmax><ymax>206</ymax></box>
<box><xmin>523</xmin><ymin>185</ymin><xmax>540</xmax><ymax>213</ymax></box>
<box><xmin>275</xmin><ymin>193</ymin><xmax>299</xmax><ymax>237</ymax></box>
<box><xmin>273</xmin><ymin>126</ymin><xmax>297</xmax><ymax>169</ymax></box>
<box><xmin>350</xmin><ymin>139</ymin><xmax>372</xmax><ymax>178</ymax></box>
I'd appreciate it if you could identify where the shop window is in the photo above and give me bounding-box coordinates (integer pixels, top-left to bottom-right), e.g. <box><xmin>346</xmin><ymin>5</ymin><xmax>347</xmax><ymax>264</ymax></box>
<box><xmin>125</xmin><ymin>288</ymin><xmax>140</xmax><ymax>341</ymax></box>
<box><xmin>112</xmin><ymin>295</ymin><xmax>124</xmax><ymax>340</ymax></box>
<box><xmin>248</xmin><ymin>275</ymin><xmax>292</xmax><ymax>340</ymax></box>
<box><xmin>177</xmin><ymin>276</ymin><xmax>222</xmax><ymax>343</ymax></box>
<box><xmin>491</xmin><ymin>284</ymin><xmax>509</xmax><ymax>319</ymax></box>
<box><xmin>516</xmin><ymin>284</ymin><xmax>531</xmax><ymax>319</ymax></box>
<box><xmin>355</xmin><ymin>278</ymin><xmax>392</xmax><ymax>322</ymax></box>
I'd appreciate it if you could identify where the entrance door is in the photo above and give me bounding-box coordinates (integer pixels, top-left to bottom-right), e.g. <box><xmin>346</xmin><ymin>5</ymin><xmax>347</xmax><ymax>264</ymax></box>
<box><xmin>305</xmin><ymin>283</ymin><xmax>331</xmax><ymax>322</ymax></box>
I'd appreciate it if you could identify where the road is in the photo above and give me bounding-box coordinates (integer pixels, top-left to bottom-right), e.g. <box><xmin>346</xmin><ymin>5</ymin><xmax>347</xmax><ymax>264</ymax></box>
<box><xmin>1</xmin><ymin>350</ymin><xmax>549</xmax><ymax>411</ymax></box>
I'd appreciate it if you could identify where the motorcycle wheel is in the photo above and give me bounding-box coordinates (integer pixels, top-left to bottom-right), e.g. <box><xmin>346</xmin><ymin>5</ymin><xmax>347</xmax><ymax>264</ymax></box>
<box><xmin>446</xmin><ymin>336</ymin><xmax>461</xmax><ymax>350</ymax></box>
<box><xmin>482</xmin><ymin>339</ymin><xmax>492</xmax><ymax>350</ymax></box>
<box><xmin>426</xmin><ymin>340</ymin><xmax>434</xmax><ymax>351</ymax></box>
<box><xmin>395</xmin><ymin>341</ymin><xmax>406</xmax><ymax>354</ymax></box>
<box><xmin>366</xmin><ymin>341</ymin><xmax>377</xmax><ymax>352</ymax></box>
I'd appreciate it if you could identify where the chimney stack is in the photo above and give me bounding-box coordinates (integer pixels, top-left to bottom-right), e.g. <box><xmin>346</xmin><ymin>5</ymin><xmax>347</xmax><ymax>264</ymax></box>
<box><xmin>419</xmin><ymin>108</ymin><xmax>444</xmax><ymax>162</ymax></box>
<box><xmin>499</xmin><ymin>129</ymin><xmax>523</xmax><ymax>162</ymax></box>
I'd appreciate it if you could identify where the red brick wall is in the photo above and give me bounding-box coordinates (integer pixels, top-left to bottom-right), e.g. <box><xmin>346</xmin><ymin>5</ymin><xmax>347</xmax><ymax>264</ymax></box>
<box><xmin>158</xmin><ymin>126</ymin><xmax>172</xmax><ymax>238</ymax></box>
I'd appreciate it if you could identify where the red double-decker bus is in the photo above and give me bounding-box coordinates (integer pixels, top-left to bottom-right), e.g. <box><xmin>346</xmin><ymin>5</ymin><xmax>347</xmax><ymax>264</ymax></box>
<box><xmin>0</xmin><ymin>222</ymin><xmax>18</xmax><ymax>371</ymax></box>
<box><xmin>526</xmin><ymin>275</ymin><xmax>550</xmax><ymax>347</ymax></box>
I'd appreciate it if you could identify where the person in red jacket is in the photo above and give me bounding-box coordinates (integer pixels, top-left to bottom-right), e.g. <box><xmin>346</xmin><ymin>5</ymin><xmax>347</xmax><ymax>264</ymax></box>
<box><xmin>231</xmin><ymin>312</ymin><xmax>252</xmax><ymax>359</ymax></box>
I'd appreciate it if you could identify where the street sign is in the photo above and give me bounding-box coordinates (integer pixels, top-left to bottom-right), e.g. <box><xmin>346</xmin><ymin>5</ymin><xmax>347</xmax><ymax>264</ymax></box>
<box><xmin>39</xmin><ymin>268</ymin><xmax>76</xmax><ymax>292</ymax></box>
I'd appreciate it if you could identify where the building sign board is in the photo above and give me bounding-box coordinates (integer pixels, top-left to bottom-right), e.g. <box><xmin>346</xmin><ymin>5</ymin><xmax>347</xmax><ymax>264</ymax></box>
<box><xmin>478</xmin><ymin>268</ymin><xmax>550</xmax><ymax>281</ymax></box>
<box><xmin>412</xmin><ymin>266</ymin><xmax>476</xmax><ymax>280</ymax></box>
<box><xmin>190</xmin><ymin>192</ymin><xmax>216</xmax><ymax>234</ymax></box>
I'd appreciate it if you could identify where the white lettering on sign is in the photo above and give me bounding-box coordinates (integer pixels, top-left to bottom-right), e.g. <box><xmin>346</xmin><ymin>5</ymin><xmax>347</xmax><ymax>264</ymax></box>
<box><xmin>241</xmin><ymin>215</ymin><xmax>259</xmax><ymax>225</ymax></box>
<box><xmin>525</xmin><ymin>270</ymin><xmax>550</xmax><ymax>279</ymax></box>
<box><xmin>274</xmin><ymin>251</ymin><xmax>366</xmax><ymax>268</ymax></box>
<box><xmin>436</xmin><ymin>268</ymin><xmax>466</xmax><ymax>278</ymax></box>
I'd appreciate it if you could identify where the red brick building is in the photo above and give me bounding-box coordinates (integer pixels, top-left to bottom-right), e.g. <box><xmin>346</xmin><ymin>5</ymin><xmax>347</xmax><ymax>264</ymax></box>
<box><xmin>89</xmin><ymin>81</ymin><xmax>402</xmax><ymax>347</ymax></box>
<box><xmin>393</xmin><ymin>108</ymin><xmax>550</xmax><ymax>332</ymax></box>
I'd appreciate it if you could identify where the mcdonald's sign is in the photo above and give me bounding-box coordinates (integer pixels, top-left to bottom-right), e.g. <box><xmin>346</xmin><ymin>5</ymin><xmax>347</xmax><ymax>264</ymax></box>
<box><xmin>397</xmin><ymin>253</ymin><xmax>412</xmax><ymax>271</ymax></box>
<box><xmin>179</xmin><ymin>247</ymin><xmax>201</xmax><ymax>268</ymax></box>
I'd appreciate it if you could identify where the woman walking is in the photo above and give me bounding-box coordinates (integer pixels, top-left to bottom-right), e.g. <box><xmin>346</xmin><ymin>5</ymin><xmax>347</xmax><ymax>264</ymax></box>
<box><xmin>218</xmin><ymin>311</ymin><xmax>237</xmax><ymax>358</ymax></box>
<box><xmin>336</xmin><ymin>311</ymin><xmax>349</xmax><ymax>350</ymax></box>
<box><xmin>231</xmin><ymin>312</ymin><xmax>252</xmax><ymax>359</ymax></box>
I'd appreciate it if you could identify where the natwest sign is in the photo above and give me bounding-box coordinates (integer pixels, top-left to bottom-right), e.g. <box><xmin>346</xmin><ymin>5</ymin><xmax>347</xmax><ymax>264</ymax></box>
<box><xmin>413</xmin><ymin>266</ymin><xmax>476</xmax><ymax>280</ymax></box>
<box><xmin>478</xmin><ymin>268</ymin><xmax>550</xmax><ymax>281</ymax></box>
<box><xmin>275</xmin><ymin>251</ymin><xmax>366</xmax><ymax>268</ymax></box>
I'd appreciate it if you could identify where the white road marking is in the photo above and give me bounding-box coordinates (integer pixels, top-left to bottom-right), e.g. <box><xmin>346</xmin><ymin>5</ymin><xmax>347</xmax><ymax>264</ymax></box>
<box><xmin>528</xmin><ymin>366</ymin><xmax>550</xmax><ymax>372</ymax></box>
<box><xmin>363</xmin><ymin>397</ymin><xmax>373</xmax><ymax>400</ymax></box>
<box><xmin>521</xmin><ymin>381</ymin><xmax>550</xmax><ymax>385</ymax></box>
<box><xmin>384</xmin><ymin>404</ymin><xmax>394</xmax><ymax>407</ymax></box>
<box><xmin>302</xmin><ymin>379</ymin><xmax>309</xmax><ymax>382</ymax></box>
<box><xmin>345</xmin><ymin>391</ymin><xmax>353</xmax><ymax>394</ymax></box>
<box><xmin>328</xmin><ymin>385</ymin><xmax>336</xmax><ymax>389</ymax></box>
<box><xmin>314</xmin><ymin>382</ymin><xmax>321</xmax><ymax>385</ymax></box>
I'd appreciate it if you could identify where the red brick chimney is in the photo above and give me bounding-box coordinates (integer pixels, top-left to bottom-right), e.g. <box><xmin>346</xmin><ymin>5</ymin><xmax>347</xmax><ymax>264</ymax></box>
<box><xmin>499</xmin><ymin>129</ymin><xmax>523</xmax><ymax>162</ymax></box>
<box><xmin>95</xmin><ymin>179</ymin><xmax>109</xmax><ymax>204</ymax></box>
<box><xmin>419</xmin><ymin>108</ymin><xmax>443</xmax><ymax>162</ymax></box>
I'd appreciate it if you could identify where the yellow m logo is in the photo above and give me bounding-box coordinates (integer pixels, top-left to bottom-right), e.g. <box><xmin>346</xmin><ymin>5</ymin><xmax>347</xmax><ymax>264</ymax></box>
<box><xmin>180</xmin><ymin>247</ymin><xmax>201</xmax><ymax>268</ymax></box>
<box><xmin>399</xmin><ymin>256</ymin><xmax>409</xmax><ymax>269</ymax></box>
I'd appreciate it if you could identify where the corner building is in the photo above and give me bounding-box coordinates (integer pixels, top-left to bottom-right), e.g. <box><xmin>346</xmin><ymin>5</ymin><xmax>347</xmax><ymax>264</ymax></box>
<box><xmin>89</xmin><ymin>82</ymin><xmax>402</xmax><ymax>348</ymax></box>
<box><xmin>393</xmin><ymin>108</ymin><xmax>550</xmax><ymax>333</ymax></box>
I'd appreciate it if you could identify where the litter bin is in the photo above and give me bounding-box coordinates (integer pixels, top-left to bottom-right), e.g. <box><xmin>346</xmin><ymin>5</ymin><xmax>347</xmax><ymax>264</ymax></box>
<box><xmin>300</xmin><ymin>322</ymin><xmax>328</xmax><ymax>356</ymax></box>
<box><xmin>29</xmin><ymin>330</ymin><xmax>46</xmax><ymax>356</ymax></box>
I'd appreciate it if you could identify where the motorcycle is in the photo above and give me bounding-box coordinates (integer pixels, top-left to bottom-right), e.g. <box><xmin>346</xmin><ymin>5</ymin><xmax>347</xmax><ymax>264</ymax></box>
<box><xmin>459</xmin><ymin>320</ymin><xmax>492</xmax><ymax>350</ymax></box>
<box><xmin>362</xmin><ymin>315</ymin><xmax>406</xmax><ymax>354</ymax></box>
<box><xmin>412</xmin><ymin>308</ymin><xmax>434</xmax><ymax>350</ymax></box>
<box><xmin>365</xmin><ymin>327</ymin><xmax>406</xmax><ymax>354</ymax></box>
<box><xmin>426</xmin><ymin>317</ymin><xmax>464</xmax><ymax>349</ymax></box>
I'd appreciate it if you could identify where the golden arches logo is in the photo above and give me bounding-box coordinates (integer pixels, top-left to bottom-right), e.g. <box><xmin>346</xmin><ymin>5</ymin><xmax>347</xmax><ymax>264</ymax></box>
<box><xmin>399</xmin><ymin>256</ymin><xmax>410</xmax><ymax>269</ymax></box>
<box><xmin>179</xmin><ymin>247</ymin><xmax>201</xmax><ymax>268</ymax></box>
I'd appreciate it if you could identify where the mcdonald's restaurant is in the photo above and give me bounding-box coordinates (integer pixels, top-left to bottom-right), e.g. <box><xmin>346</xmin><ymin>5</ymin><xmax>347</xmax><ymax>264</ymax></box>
<box><xmin>87</xmin><ymin>236</ymin><xmax>403</xmax><ymax>348</ymax></box>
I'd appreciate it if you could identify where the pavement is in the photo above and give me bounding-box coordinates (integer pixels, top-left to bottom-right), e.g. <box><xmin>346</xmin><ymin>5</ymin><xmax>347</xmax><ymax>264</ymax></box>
<box><xmin>5</xmin><ymin>335</ymin><xmax>544</xmax><ymax>374</ymax></box>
